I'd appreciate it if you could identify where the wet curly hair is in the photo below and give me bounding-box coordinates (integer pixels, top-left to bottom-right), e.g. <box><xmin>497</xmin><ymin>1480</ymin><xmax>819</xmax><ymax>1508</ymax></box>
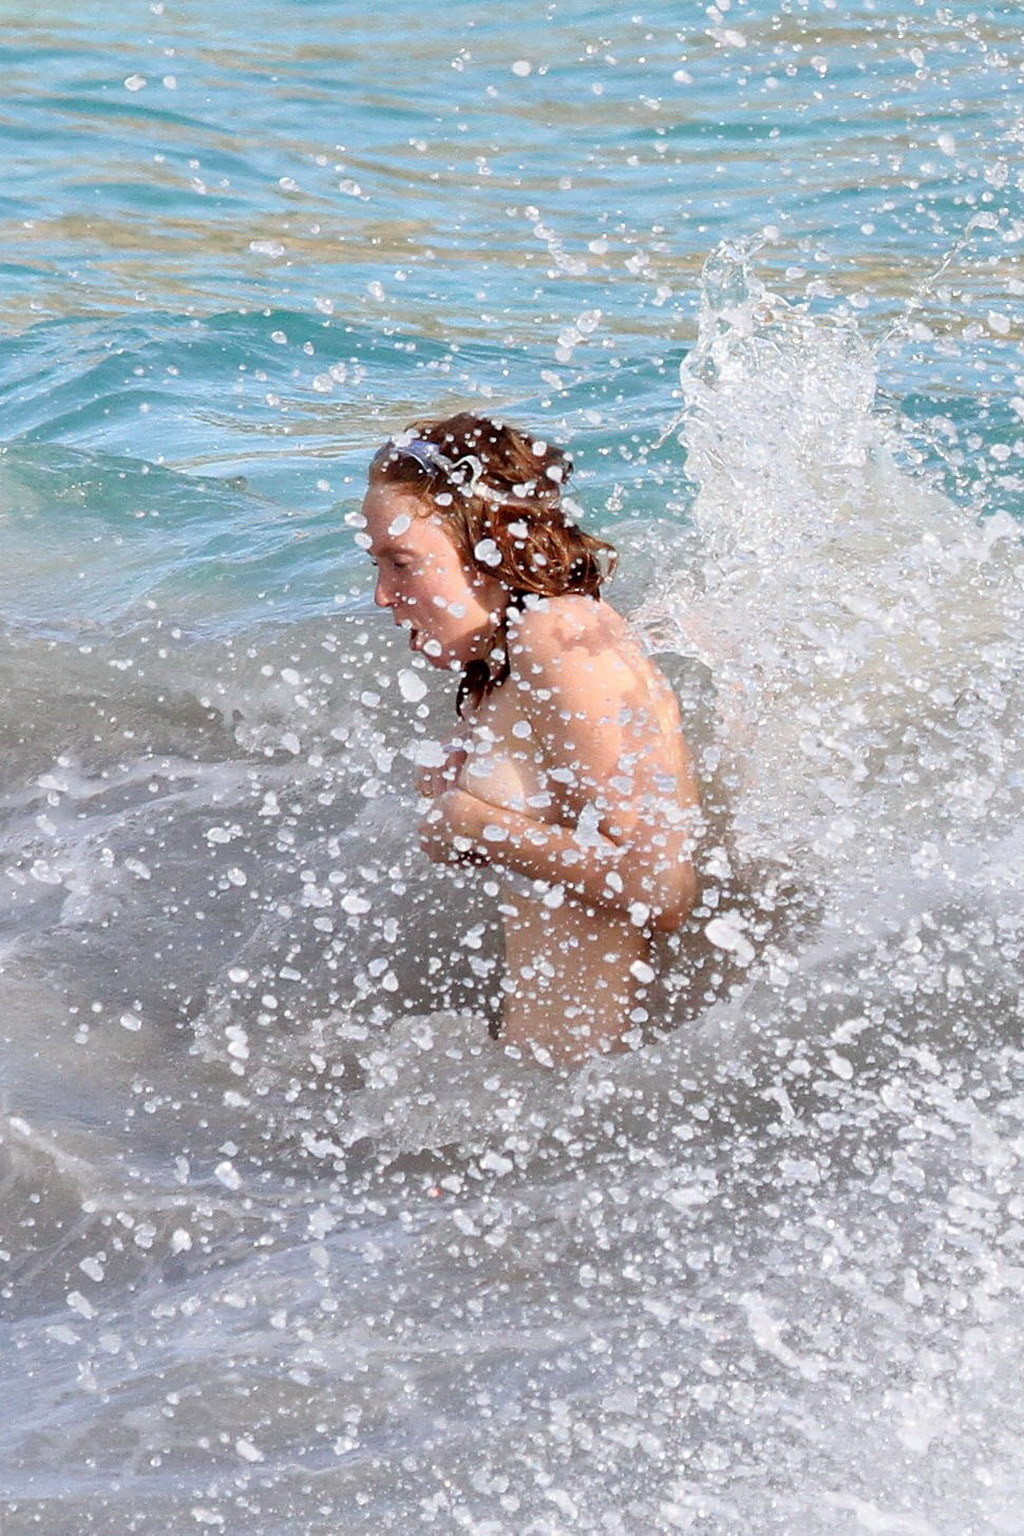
<box><xmin>368</xmin><ymin>411</ymin><xmax>617</xmax><ymax>600</ymax></box>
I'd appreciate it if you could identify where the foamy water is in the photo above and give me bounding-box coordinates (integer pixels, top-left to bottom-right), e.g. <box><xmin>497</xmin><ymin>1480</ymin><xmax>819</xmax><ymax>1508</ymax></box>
<box><xmin>2</xmin><ymin>3</ymin><xmax>1023</xmax><ymax>1532</ymax></box>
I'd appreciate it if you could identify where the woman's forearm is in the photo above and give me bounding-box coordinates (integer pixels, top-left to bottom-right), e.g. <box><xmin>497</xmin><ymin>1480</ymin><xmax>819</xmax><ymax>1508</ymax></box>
<box><xmin>443</xmin><ymin>788</ymin><xmax>695</xmax><ymax>930</ymax></box>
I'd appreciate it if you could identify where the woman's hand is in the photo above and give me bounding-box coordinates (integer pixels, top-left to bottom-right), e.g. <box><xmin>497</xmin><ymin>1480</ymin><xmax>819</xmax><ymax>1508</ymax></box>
<box><xmin>419</xmin><ymin>788</ymin><xmax>490</xmax><ymax>866</ymax></box>
<box><xmin>415</xmin><ymin>741</ymin><xmax>467</xmax><ymax>800</ymax></box>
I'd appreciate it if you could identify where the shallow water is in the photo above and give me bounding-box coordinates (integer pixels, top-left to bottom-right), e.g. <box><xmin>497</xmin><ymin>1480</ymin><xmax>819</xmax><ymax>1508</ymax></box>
<box><xmin>1</xmin><ymin>2</ymin><xmax>1023</xmax><ymax>1532</ymax></box>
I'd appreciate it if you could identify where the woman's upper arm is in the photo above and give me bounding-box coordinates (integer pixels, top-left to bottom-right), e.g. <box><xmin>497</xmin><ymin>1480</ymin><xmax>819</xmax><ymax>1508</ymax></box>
<box><xmin>509</xmin><ymin>601</ymin><xmax>674</xmax><ymax>840</ymax></box>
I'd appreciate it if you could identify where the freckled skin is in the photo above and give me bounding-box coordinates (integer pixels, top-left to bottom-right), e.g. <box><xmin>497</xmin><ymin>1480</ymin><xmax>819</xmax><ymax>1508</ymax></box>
<box><xmin>362</xmin><ymin>482</ymin><xmax>701</xmax><ymax>1067</ymax></box>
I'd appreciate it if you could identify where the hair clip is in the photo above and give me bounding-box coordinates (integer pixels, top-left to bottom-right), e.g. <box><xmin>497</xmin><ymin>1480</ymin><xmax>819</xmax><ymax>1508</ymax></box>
<box><xmin>389</xmin><ymin>436</ymin><xmax>498</xmax><ymax>500</ymax></box>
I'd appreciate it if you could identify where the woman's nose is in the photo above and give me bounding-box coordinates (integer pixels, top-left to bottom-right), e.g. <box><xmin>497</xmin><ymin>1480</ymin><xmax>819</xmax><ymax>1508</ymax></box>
<box><xmin>374</xmin><ymin>573</ymin><xmax>391</xmax><ymax>608</ymax></box>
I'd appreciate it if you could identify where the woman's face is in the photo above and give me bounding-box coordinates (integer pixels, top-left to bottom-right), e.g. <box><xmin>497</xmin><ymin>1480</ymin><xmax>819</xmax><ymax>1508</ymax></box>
<box><xmin>361</xmin><ymin>481</ymin><xmax>504</xmax><ymax>669</ymax></box>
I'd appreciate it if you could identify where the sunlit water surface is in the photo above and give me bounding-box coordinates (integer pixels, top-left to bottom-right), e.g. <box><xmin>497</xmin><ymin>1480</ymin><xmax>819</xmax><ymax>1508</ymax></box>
<box><xmin>1</xmin><ymin>2</ymin><xmax>1023</xmax><ymax>1532</ymax></box>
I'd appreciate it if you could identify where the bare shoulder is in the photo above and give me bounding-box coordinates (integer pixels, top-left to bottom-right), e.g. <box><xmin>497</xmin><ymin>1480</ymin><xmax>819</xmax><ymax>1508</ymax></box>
<box><xmin>505</xmin><ymin>596</ymin><xmax>656</xmax><ymax>731</ymax></box>
<box><xmin>507</xmin><ymin>594</ymin><xmax>627</xmax><ymax>667</ymax></box>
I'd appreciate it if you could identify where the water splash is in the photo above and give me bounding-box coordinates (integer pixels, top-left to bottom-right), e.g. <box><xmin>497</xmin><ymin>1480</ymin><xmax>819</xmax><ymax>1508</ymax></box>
<box><xmin>640</xmin><ymin>243</ymin><xmax>1024</xmax><ymax>894</ymax></box>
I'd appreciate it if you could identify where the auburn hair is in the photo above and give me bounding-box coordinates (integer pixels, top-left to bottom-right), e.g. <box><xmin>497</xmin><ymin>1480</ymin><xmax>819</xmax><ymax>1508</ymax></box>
<box><xmin>368</xmin><ymin>412</ymin><xmax>617</xmax><ymax>601</ymax></box>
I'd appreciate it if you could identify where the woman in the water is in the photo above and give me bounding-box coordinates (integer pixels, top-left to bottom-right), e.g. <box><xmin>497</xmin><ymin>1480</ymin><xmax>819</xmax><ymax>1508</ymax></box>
<box><xmin>362</xmin><ymin>412</ymin><xmax>701</xmax><ymax>1066</ymax></box>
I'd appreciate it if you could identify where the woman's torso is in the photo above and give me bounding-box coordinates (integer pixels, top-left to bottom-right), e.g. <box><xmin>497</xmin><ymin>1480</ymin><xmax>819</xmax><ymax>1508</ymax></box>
<box><xmin>456</xmin><ymin>597</ymin><xmax>692</xmax><ymax>1063</ymax></box>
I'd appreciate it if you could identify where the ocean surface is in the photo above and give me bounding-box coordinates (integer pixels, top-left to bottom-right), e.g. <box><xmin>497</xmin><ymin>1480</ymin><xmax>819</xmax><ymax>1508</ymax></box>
<box><xmin>1</xmin><ymin>1</ymin><xmax>1023</xmax><ymax>1531</ymax></box>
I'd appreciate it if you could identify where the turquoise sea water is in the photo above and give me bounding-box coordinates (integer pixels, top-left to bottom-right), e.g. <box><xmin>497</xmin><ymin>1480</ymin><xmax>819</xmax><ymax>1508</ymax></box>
<box><xmin>1</xmin><ymin>0</ymin><xmax>1020</xmax><ymax>631</ymax></box>
<box><xmin>1</xmin><ymin>4</ymin><xmax>1023</xmax><ymax>1532</ymax></box>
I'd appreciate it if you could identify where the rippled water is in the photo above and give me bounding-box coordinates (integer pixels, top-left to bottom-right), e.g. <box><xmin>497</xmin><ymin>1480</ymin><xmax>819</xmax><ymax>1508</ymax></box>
<box><xmin>1</xmin><ymin>2</ymin><xmax>1023</xmax><ymax>1532</ymax></box>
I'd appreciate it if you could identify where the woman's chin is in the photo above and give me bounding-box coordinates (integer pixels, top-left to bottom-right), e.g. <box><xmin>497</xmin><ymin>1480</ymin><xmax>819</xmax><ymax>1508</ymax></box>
<box><xmin>429</xmin><ymin>636</ymin><xmax>477</xmax><ymax>670</ymax></box>
<box><xmin>419</xmin><ymin>638</ymin><xmax>457</xmax><ymax>669</ymax></box>
<box><xmin>409</xmin><ymin>623</ymin><xmax>481</xmax><ymax>670</ymax></box>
